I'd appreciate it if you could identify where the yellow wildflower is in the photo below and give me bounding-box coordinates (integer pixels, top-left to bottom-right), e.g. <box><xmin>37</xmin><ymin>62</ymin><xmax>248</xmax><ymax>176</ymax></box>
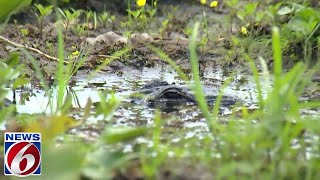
<box><xmin>210</xmin><ymin>1</ymin><xmax>218</xmax><ymax>7</ymax></box>
<box><xmin>137</xmin><ymin>0</ymin><xmax>146</xmax><ymax>7</ymax></box>
<box><xmin>154</xmin><ymin>0</ymin><xmax>157</xmax><ymax>6</ymax></box>
<box><xmin>200</xmin><ymin>0</ymin><xmax>206</xmax><ymax>5</ymax></box>
<box><xmin>72</xmin><ymin>50</ymin><xmax>79</xmax><ymax>55</ymax></box>
<box><xmin>241</xmin><ymin>26</ymin><xmax>248</xmax><ymax>35</ymax></box>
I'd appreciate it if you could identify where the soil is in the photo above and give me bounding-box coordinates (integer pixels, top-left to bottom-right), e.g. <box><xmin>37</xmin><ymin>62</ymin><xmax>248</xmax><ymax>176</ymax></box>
<box><xmin>0</xmin><ymin>3</ymin><xmax>262</xmax><ymax>83</ymax></box>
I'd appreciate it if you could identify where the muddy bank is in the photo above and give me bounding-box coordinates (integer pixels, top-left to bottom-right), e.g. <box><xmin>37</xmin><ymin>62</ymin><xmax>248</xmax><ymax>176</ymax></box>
<box><xmin>0</xmin><ymin>3</ymin><xmax>296</xmax><ymax>84</ymax></box>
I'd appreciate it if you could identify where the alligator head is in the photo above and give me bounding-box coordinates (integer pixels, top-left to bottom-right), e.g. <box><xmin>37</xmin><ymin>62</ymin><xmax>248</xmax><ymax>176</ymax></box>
<box><xmin>143</xmin><ymin>85</ymin><xmax>197</xmax><ymax>105</ymax></box>
<box><xmin>132</xmin><ymin>80</ymin><xmax>240</xmax><ymax>109</ymax></box>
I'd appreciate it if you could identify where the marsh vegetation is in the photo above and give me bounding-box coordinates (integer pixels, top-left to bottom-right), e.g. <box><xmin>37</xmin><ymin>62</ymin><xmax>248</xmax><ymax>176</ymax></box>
<box><xmin>0</xmin><ymin>0</ymin><xmax>319</xmax><ymax>179</ymax></box>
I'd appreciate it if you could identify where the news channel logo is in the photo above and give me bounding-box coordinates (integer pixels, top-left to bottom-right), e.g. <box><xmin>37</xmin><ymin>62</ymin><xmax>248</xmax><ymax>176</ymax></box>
<box><xmin>4</xmin><ymin>132</ymin><xmax>41</xmax><ymax>177</ymax></box>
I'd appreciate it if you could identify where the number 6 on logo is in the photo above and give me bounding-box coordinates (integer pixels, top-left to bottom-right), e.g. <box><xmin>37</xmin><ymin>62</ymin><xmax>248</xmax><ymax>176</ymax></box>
<box><xmin>4</xmin><ymin>142</ymin><xmax>41</xmax><ymax>176</ymax></box>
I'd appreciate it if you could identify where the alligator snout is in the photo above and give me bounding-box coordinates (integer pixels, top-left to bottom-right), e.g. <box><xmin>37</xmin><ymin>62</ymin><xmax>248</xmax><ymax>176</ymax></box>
<box><xmin>144</xmin><ymin>86</ymin><xmax>197</xmax><ymax>105</ymax></box>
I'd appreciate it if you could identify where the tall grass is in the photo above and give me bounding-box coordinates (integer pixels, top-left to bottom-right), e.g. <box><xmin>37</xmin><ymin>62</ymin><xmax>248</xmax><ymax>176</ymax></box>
<box><xmin>189</xmin><ymin>23</ymin><xmax>213</xmax><ymax>130</ymax></box>
<box><xmin>188</xmin><ymin>22</ymin><xmax>238</xmax><ymax>133</ymax></box>
<box><xmin>214</xmin><ymin>26</ymin><xmax>320</xmax><ymax>179</ymax></box>
<box><xmin>55</xmin><ymin>24</ymin><xmax>67</xmax><ymax>113</ymax></box>
<box><xmin>172</xmin><ymin>23</ymin><xmax>320</xmax><ymax>178</ymax></box>
<box><xmin>22</xmin><ymin>25</ymin><xmax>87</xmax><ymax>114</ymax></box>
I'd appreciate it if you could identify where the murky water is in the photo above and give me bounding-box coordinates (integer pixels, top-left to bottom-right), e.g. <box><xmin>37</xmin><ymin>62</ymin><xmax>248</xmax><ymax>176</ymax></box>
<box><xmin>3</xmin><ymin>64</ymin><xmax>320</xmax><ymax>159</ymax></box>
<box><xmin>2</xmin><ymin>65</ymin><xmax>269</xmax><ymax>144</ymax></box>
<box><xmin>6</xmin><ymin>65</ymin><xmax>267</xmax><ymax>121</ymax></box>
<box><xmin>4</xmin><ymin>64</ymin><xmax>319</xmax><ymax>135</ymax></box>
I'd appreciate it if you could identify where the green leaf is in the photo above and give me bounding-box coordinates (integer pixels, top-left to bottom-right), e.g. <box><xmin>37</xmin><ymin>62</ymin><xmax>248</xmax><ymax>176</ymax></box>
<box><xmin>245</xmin><ymin>3</ymin><xmax>258</xmax><ymax>15</ymax></box>
<box><xmin>60</xmin><ymin>92</ymin><xmax>73</xmax><ymax>115</ymax></box>
<box><xmin>287</xmin><ymin>18</ymin><xmax>310</xmax><ymax>35</ymax></box>
<box><xmin>35</xmin><ymin>4</ymin><xmax>44</xmax><ymax>15</ymax></box>
<box><xmin>225</xmin><ymin>0</ymin><xmax>239</xmax><ymax>7</ymax></box>
<box><xmin>13</xmin><ymin>76</ymin><xmax>30</xmax><ymax>89</ymax></box>
<box><xmin>102</xmin><ymin>127</ymin><xmax>148</xmax><ymax>144</ymax></box>
<box><xmin>0</xmin><ymin>0</ymin><xmax>31</xmax><ymax>23</ymax></box>
<box><xmin>35</xmin><ymin>4</ymin><xmax>53</xmax><ymax>17</ymax></box>
<box><xmin>20</xmin><ymin>28</ymin><xmax>29</xmax><ymax>36</ymax></box>
<box><xmin>6</xmin><ymin>53</ymin><xmax>19</xmax><ymax>67</ymax></box>
<box><xmin>28</xmin><ymin>144</ymin><xmax>84</xmax><ymax>180</ymax></box>
<box><xmin>57</xmin><ymin>8</ymin><xmax>67</xmax><ymax>19</ymax></box>
<box><xmin>277</xmin><ymin>6</ymin><xmax>293</xmax><ymax>15</ymax></box>
<box><xmin>295</xmin><ymin>7</ymin><xmax>320</xmax><ymax>21</ymax></box>
<box><xmin>83</xmin><ymin>148</ymin><xmax>130</xmax><ymax>179</ymax></box>
<box><xmin>129</xmin><ymin>9</ymin><xmax>142</xmax><ymax>18</ymax></box>
<box><xmin>95</xmin><ymin>91</ymin><xmax>119</xmax><ymax>120</ymax></box>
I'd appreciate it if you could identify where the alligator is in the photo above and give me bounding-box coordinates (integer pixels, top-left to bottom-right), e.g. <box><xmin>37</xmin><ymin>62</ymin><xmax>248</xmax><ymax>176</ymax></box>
<box><xmin>131</xmin><ymin>80</ymin><xmax>240</xmax><ymax>108</ymax></box>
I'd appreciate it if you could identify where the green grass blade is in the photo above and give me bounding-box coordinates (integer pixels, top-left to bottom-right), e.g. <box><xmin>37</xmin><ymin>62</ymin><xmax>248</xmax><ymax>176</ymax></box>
<box><xmin>212</xmin><ymin>75</ymin><xmax>233</xmax><ymax>119</ymax></box>
<box><xmin>68</xmin><ymin>47</ymin><xmax>90</xmax><ymax>79</ymax></box>
<box><xmin>259</xmin><ymin>56</ymin><xmax>271</xmax><ymax>95</ymax></box>
<box><xmin>21</xmin><ymin>49</ymin><xmax>49</xmax><ymax>91</ymax></box>
<box><xmin>89</xmin><ymin>47</ymin><xmax>130</xmax><ymax>79</ymax></box>
<box><xmin>272</xmin><ymin>27</ymin><xmax>282</xmax><ymax>88</ymax></box>
<box><xmin>189</xmin><ymin>22</ymin><xmax>213</xmax><ymax>131</ymax></box>
<box><xmin>147</xmin><ymin>45</ymin><xmax>189</xmax><ymax>81</ymax></box>
<box><xmin>55</xmin><ymin>24</ymin><xmax>67</xmax><ymax>113</ymax></box>
<box><xmin>244</xmin><ymin>54</ymin><xmax>264</xmax><ymax>109</ymax></box>
<box><xmin>299</xmin><ymin>101</ymin><xmax>320</xmax><ymax>109</ymax></box>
